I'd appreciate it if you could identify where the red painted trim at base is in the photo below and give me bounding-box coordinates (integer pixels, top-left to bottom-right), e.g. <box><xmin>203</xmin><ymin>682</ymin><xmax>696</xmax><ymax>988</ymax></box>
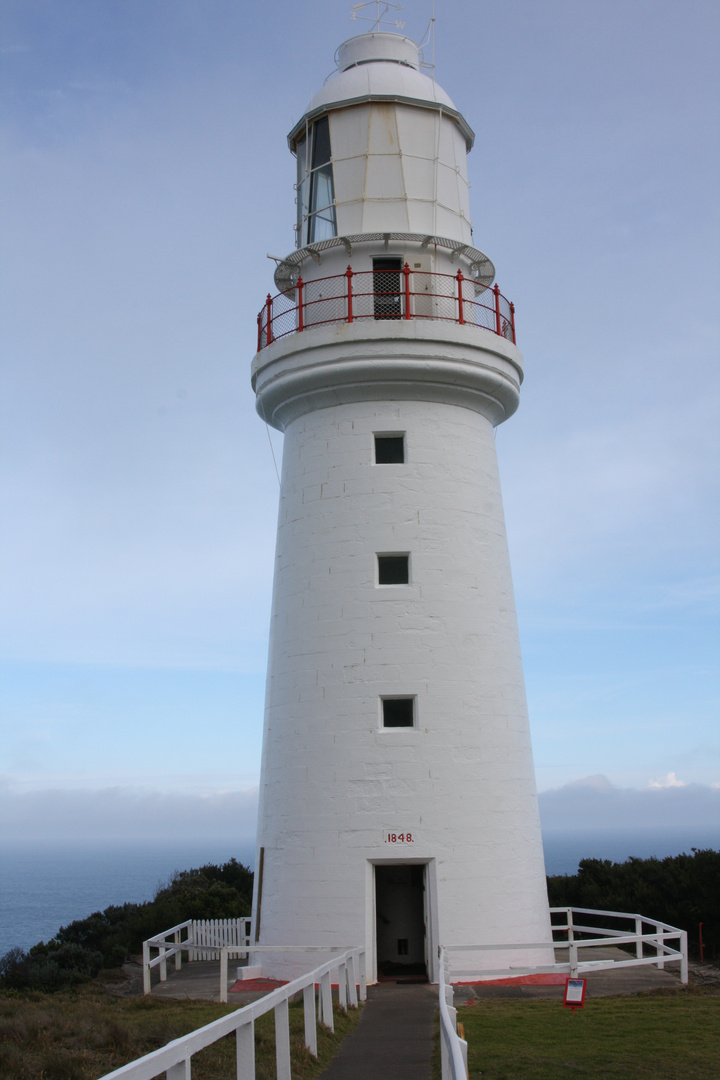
<box><xmin>454</xmin><ymin>973</ymin><xmax>567</xmax><ymax>987</ymax></box>
<box><xmin>229</xmin><ymin>978</ymin><xmax>288</xmax><ymax>992</ymax></box>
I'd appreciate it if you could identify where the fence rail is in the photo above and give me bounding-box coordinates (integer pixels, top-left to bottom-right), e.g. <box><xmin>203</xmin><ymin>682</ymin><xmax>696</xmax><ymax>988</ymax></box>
<box><xmin>102</xmin><ymin>947</ymin><xmax>366</xmax><ymax>1080</ymax></box>
<box><xmin>256</xmin><ymin>265</ymin><xmax>516</xmax><ymax>351</ymax></box>
<box><xmin>439</xmin><ymin>907</ymin><xmax>687</xmax><ymax>1079</ymax></box>
<box><xmin>142</xmin><ymin>918</ymin><xmax>252</xmax><ymax>996</ymax></box>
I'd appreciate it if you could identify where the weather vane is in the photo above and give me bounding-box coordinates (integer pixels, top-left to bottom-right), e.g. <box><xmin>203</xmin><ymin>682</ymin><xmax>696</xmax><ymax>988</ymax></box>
<box><xmin>350</xmin><ymin>2</ymin><xmax>405</xmax><ymax>32</ymax></box>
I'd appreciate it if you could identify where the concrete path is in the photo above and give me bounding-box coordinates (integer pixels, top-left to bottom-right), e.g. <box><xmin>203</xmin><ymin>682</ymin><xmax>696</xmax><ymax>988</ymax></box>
<box><xmin>317</xmin><ymin>983</ymin><xmax>437</xmax><ymax>1080</ymax></box>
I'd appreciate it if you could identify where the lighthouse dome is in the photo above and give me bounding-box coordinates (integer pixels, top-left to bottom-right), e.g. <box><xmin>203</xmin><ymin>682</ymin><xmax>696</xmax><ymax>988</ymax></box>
<box><xmin>288</xmin><ymin>32</ymin><xmax>475</xmax><ymax>245</ymax></box>
<box><xmin>292</xmin><ymin>32</ymin><xmax>473</xmax><ymax>150</ymax></box>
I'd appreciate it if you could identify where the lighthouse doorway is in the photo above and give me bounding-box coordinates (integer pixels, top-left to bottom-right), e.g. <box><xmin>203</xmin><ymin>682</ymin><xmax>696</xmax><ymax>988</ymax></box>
<box><xmin>375</xmin><ymin>863</ymin><xmax>427</xmax><ymax>980</ymax></box>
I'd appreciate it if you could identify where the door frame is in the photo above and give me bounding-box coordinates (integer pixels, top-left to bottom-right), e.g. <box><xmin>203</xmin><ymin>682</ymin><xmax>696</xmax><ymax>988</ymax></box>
<box><xmin>365</xmin><ymin>857</ymin><xmax>438</xmax><ymax>984</ymax></box>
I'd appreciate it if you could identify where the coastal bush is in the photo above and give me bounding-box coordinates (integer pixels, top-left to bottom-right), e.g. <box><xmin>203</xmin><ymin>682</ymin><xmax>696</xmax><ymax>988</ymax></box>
<box><xmin>0</xmin><ymin>858</ymin><xmax>254</xmax><ymax>987</ymax></box>
<box><xmin>547</xmin><ymin>848</ymin><xmax>719</xmax><ymax>960</ymax></box>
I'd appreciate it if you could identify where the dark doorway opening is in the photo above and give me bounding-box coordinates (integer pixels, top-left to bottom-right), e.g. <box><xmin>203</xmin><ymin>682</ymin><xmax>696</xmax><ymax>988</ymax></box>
<box><xmin>375</xmin><ymin>864</ymin><xmax>427</xmax><ymax>982</ymax></box>
<box><xmin>373</xmin><ymin>257</ymin><xmax>403</xmax><ymax>319</ymax></box>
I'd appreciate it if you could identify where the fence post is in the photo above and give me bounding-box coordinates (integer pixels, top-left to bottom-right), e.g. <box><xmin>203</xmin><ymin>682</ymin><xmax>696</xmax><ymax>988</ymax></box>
<box><xmin>167</xmin><ymin>1061</ymin><xmax>190</xmax><ymax>1080</ymax></box>
<box><xmin>220</xmin><ymin>947</ymin><xmax>228</xmax><ymax>1003</ymax></box>
<box><xmin>297</xmin><ymin>276</ymin><xmax>304</xmax><ymax>332</ymax></box>
<box><xmin>142</xmin><ymin>940</ymin><xmax>151</xmax><ymax>995</ymax></box>
<box><xmin>159</xmin><ymin>945</ymin><xmax>167</xmax><ymax>983</ymax></box>
<box><xmin>275</xmin><ymin>998</ymin><xmax>291</xmax><ymax>1080</ymax></box>
<box><xmin>656</xmin><ymin>924</ymin><xmax>666</xmax><ymax>969</ymax></box>
<box><xmin>493</xmin><ymin>283</ymin><xmax>502</xmax><ymax>337</ymax></box>
<box><xmin>236</xmin><ymin>1020</ymin><xmax>255</xmax><ymax>1079</ymax></box>
<box><xmin>635</xmin><ymin>917</ymin><xmax>643</xmax><ymax>959</ymax></box>
<box><xmin>303</xmin><ymin>983</ymin><xmax>318</xmax><ymax>1056</ymax></box>
<box><xmin>320</xmin><ymin>970</ymin><xmax>334</xmax><ymax>1032</ymax></box>
<box><xmin>456</xmin><ymin>269</ymin><xmax>465</xmax><ymax>325</ymax></box>
<box><xmin>347</xmin><ymin>952</ymin><xmax>358</xmax><ymax>1008</ymax></box>
<box><xmin>509</xmin><ymin>300</ymin><xmax>516</xmax><ymax>343</ymax></box>
<box><xmin>175</xmin><ymin>929</ymin><xmax>182</xmax><ymax>971</ymax></box>
<box><xmin>346</xmin><ymin>265</ymin><xmax>353</xmax><ymax>323</ymax></box>
<box><xmin>265</xmin><ymin>293</ymin><xmax>273</xmax><ymax>347</ymax></box>
<box><xmin>680</xmin><ymin>930</ymin><xmax>688</xmax><ymax>985</ymax></box>
<box><xmin>359</xmin><ymin>949</ymin><xmax>367</xmax><ymax>1002</ymax></box>
<box><xmin>404</xmin><ymin>262</ymin><xmax>412</xmax><ymax>319</ymax></box>
<box><xmin>338</xmin><ymin>962</ymin><xmax>347</xmax><ymax>1009</ymax></box>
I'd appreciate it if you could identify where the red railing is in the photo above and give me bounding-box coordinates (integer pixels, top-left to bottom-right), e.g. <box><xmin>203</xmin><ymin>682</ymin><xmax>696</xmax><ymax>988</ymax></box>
<box><xmin>256</xmin><ymin>264</ymin><xmax>516</xmax><ymax>351</ymax></box>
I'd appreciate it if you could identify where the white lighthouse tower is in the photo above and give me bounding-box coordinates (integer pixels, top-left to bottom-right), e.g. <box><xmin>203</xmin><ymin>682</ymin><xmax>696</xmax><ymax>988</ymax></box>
<box><xmin>250</xmin><ymin>31</ymin><xmax>552</xmax><ymax>983</ymax></box>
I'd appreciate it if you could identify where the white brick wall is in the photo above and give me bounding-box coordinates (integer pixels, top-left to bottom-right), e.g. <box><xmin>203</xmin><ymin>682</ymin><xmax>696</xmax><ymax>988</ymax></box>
<box><xmin>252</xmin><ymin>387</ymin><xmax>553</xmax><ymax>981</ymax></box>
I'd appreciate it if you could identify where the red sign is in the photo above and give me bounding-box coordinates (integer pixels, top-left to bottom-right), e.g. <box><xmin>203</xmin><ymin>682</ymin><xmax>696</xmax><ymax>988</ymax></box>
<box><xmin>563</xmin><ymin>977</ymin><xmax>587</xmax><ymax>1010</ymax></box>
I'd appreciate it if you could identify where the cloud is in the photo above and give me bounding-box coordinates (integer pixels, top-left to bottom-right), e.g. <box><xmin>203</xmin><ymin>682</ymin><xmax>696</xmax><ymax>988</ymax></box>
<box><xmin>648</xmin><ymin>771</ymin><xmax>687</xmax><ymax>789</ymax></box>
<box><xmin>0</xmin><ymin>780</ymin><xmax>259</xmax><ymax>843</ymax></box>
<box><xmin>538</xmin><ymin>775</ymin><xmax>720</xmax><ymax>832</ymax></box>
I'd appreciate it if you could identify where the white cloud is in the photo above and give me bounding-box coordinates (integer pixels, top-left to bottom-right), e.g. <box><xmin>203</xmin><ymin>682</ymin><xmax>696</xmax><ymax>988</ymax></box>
<box><xmin>0</xmin><ymin>780</ymin><xmax>259</xmax><ymax>843</ymax></box>
<box><xmin>538</xmin><ymin>775</ymin><xmax>720</xmax><ymax>832</ymax></box>
<box><xmin>648</xmin><ymin>771</ymin><xmax>687</xmax><ymax>789</ymax></box>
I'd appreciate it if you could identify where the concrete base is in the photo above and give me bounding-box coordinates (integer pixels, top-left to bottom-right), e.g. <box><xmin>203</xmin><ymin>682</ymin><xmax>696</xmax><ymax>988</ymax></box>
<box><xmin>236</xmin><ymin>965</ymin><xmax>263</xmax><ymax>980</ymax></box>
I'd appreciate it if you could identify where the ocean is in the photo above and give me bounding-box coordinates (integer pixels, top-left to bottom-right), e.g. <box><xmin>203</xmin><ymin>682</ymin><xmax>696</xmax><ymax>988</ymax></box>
<box><xmin>1</xmin><ymin>828</ymin><xmax>717</xmax><ymax>958</ymax></box>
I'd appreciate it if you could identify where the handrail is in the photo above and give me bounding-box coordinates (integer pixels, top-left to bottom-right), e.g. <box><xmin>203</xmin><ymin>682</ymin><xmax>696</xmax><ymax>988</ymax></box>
<box><xmin>100</xmin><ymin>946</ymin><xmax>366</xmax><ymax>1080</ymax></box>
<box><xmin>438</xmin><ymin>946</ymin><xmax>469</xmax><ymax>1080</ymax></box>
<box><xmin>256</xmin><ymin>264</ymin><xmax>516</xmax><ymax>351</ymax></box>
<box><xmin>142</xmin><ymin>917</ymin><xmax>251</xmax><ymax>996</ymax></box>
<box><xmin>443</xmin><ymin>907</ymin><xmax>688</xmax><ymax>984</ymax></box>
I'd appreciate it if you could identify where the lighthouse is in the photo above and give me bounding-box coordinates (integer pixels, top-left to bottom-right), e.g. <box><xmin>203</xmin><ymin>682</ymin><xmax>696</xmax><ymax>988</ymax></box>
<box><xmin>250</xmin><ymin>31</ymin><xmax>553</xmax><ymax>983</ymax></box>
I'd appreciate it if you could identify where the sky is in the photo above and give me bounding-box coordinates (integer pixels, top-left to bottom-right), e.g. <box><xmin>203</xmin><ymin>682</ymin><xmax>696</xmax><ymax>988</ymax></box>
<box><xmin>1</xmin><ymin>0</ymin><xmax>718</xmax><ymax>845</ymax></box>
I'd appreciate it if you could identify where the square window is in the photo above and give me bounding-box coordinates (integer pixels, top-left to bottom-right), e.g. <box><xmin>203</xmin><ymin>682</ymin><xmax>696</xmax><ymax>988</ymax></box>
<box><xmin>382</xmin><ymin>697</ymin><xmax>415</xmax><ymax>728</ymax></box>
<box><xmin>374</xmin><ymin>434</ymin><xmax>405</xmax><ymax>464</ymax></box>
<box><xmin>378</xmin><ymin>554</ymin><xmax>410</xmax><ymax>585</ymax></box>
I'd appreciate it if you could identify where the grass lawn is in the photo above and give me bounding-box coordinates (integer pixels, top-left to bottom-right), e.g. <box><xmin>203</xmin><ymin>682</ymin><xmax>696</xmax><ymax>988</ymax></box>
<box><xmin>451</xmin><ymin>988</ymin><xmax>720</xmax><ymax>1080</ymax></box>
<box><xmin>0</xmin><ymin>983</ymin><xmax>362</xmax><ymax>1080</ymax></box>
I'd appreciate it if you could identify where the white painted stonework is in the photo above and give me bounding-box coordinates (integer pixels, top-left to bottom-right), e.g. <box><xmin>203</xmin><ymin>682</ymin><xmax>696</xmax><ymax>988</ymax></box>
<box><xmin>251</xmin><ymin>32</ymin><xmax>553</xmax><ymax>983</ymax></box>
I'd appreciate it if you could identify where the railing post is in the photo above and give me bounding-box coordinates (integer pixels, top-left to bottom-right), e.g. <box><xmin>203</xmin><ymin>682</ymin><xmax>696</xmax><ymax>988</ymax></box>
<box><xmin>303</xmin><ymin>983</ymin><xmax>318</xmax><ymax>1056</ymax></box>
<box><xmin>656</xmin><ymin>924</ymin><xmax>666</xmax><ymax>969</ymax></box>
<box><xmin>680</xmin><ymin>930</ymin><xmax>688</xmax><ymax>985</ymax></box>
<box><xmin>509</xmin><ymin>300</ymin><xmax>516</xmax><ymax>343</ymax></box>
<box><xmin>275</xmin><ymin>999</ymin><xmax>291</xmax><ymax>1080</ymax></box>
<box><xmin>297</xmin><ymin>276</ymin><xmax>304</xmax><ymax>332</ymax></box>
<box><xmin>635</xmin><ymin>917</ymin><xmax>643</xmax><ymax>960</ymax></box>
<box><xmin>456</xmin><ymin>269</ymin><xmax>464</xmax><ymax>325</ymax></box>
<box><xmin>346</xmin><ymin>265</ymin><xmax>353</xmax><ymax>323</ymax></box>
<box><xmin>174</xmin><ymin>929</ymin><xmax>182</xmax><ymax>971</ymax></box>
<box><xmin>265</xmin><ymin>293</ymin><xmax>273</xmax><ymax>347</ymax></box>
<box><xmin>320</xmin><ymin>970</ymin><xmax>334</xmax><ymax>1032</ymax></box>
<box><xmin>404</xmin><ymin>261</ymin><xmax>412</xmax><ymax>319</ymax></box>
<box><xmin>257</xmin><ymin>311</ymin><xmax>262</xmax><ymax>353</ymax></box>
<box><xmin>159</xmin><ymin>944</ymin><xmax>167</xmax><ymax>983</ymax></box>
<box><xmin>493</xmin><ymin>283</ymin><xmax>501</xmax><ymax>337</ymax></box>
<box><xmin>166</xmin><ymin>1061</ymin><xmax>190</xmax><ymax>1080</ymax></box>
<box><xmin>359</xmin><ymin>949</ymin><xmax>367</xmax><ymax>1002</ymax></box>
<box><xmin>142</xmin><ymin>940</ymin><xmax>151</xmax><ymax>995</ymax></box>
<box><xmin>338</xmin><ymin>962</ymin><xmax>347</xmax><ymax>1010</ymax></box>
<box><xmin>236</xmin><ymin>1020</ymin><xmax>255</xmax><ymax>1079</ymax></box>
<box><xmin>220</xmin><ymin>947</ymin><xmax>228</xmax><ymax>1003</ymax></box>
<box><xmin>347</xmin><ymin>952</ymin><xmax>358</xmax><ymax>1008</ymax></box>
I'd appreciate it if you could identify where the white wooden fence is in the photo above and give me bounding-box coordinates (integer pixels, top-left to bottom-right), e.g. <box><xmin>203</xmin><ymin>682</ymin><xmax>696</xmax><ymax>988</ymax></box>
<box><xmin>142</xmin><ymin>918</ymin><xmax>251</xmax><ymax>995</ymax></box>
<box><xmin>439</xmin><ymin>906</ymin><xmax>689</xmax><ymax>1080</ymax></box>
<box><xmin>100</xmin><ymin>947</ymin><xmax>366</xmax><ymax>1080</ymax></box>
<box><xmin>443</xmin><ymin>907</ymin><xmax>689</xmax><ymax>983</ymax></box>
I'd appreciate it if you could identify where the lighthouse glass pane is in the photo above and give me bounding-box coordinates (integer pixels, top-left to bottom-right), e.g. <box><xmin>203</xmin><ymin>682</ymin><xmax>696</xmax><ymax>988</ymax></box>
<box><xmin>382</xmin><ymin>698</ymin><xmax>415</xmax><ymax>728</ymax></box>
<box><xmin>296</xmin><ymin>116</ymin><xmax>337</xmax><ymax>247</ymax></box>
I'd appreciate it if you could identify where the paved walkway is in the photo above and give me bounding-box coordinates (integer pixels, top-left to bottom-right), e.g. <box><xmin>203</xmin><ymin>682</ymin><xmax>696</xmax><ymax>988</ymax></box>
<box><xmin>317</xmin><ymin>983</ymin><xmax>437</xmax><ymax>1080</ymax></box>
